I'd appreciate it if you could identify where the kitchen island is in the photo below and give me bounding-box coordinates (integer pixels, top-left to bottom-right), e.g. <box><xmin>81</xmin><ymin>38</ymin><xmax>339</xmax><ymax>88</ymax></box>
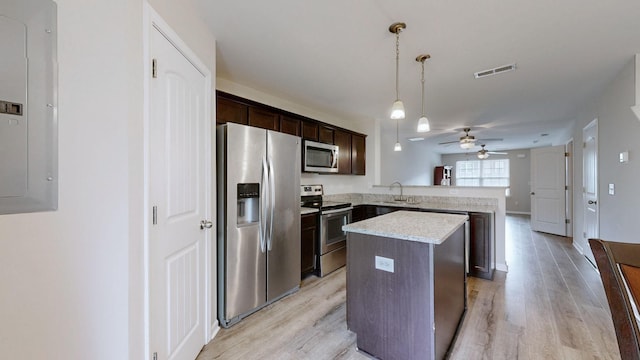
<box><xmin>343</xmin><ymin>211</ymin><xmax>468</xmax><ymax>360</ymax></box>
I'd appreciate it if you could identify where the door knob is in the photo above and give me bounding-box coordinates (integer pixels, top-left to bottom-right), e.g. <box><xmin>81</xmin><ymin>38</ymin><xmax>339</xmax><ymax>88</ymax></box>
<box><xmin>588</xmin><ymin>200</ymin><xmax>597</xmax><ymax>205</ymax></box>
<box><xmin>200</xmin><ymin>220</ymin><xmax>213</xmax><ymax>229</ymax></box>
<box><xmin>530</xmin><ymin>192</ymin><xmax>535</xmax><ymax>195</ymax></box>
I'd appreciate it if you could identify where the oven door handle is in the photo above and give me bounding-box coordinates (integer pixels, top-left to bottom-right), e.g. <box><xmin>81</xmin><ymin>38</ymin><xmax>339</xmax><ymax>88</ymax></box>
<box><xmin>321</xmin><ymin>207</ymin><xmax>353</xmax><ymax>216</ymax></box>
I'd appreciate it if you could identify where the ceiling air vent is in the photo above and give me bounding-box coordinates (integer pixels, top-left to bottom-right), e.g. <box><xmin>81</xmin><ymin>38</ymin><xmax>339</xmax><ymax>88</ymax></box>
<box><xmin>474</xmin><ymin>63</ymin><xmax>517</xmax><ymax>79</ymax></box>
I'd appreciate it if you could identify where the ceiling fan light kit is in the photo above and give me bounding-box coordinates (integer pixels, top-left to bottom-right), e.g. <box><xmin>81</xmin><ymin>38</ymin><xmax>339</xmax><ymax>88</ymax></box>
<box><xmin>459</xmin><ymin>128</ymin><xmax>476</xmax><ymax>149</ymax></box>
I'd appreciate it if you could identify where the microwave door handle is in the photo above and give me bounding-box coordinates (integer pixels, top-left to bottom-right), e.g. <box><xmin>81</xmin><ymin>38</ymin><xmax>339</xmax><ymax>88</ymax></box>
<box><xmin>332</xmin><ymin>149</ymin><xmax>338</xmax><ymax>169</ymax></box>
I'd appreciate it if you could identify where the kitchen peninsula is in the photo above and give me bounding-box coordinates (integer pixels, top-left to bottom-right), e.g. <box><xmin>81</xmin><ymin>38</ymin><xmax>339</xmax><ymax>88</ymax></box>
<box><xmin>343</xmin><ymin>211</ymin><xmax>468</xmax><ymax>360</ymax></box>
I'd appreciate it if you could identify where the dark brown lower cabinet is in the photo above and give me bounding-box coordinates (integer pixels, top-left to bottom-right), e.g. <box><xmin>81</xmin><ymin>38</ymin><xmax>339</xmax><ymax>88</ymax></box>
<box><xmin>351</xmin><ymin>205</ymin><xmax>377</xmax><ymax>222</ymax></box>
<box><xmin>356</xmin><ymin>205</ymin><xmax>494</xmax><ymax>280</ymax></box>
<box><xmin>301</xmin><ymin>213</ymin><xmax>318</xmax><ymax>279</ymax></box>
<box><xmin>347</xmin><ymin>225</ymin><xmax>466</xmax><ymax>360</ymax></box>
<box><xmin>468</xmin><ymin>212</ymin><xmax>494</xmax><ymax>280</ymax></box>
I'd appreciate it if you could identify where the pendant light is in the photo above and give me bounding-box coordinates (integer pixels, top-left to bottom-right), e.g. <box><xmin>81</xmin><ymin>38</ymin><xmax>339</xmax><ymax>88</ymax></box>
<box><xmin>389</xmin><ymin>22</ymin><xmax>406</xmax><ymax>120</ymax></box>
<box><xmin>416</xmin><ymin>54</ymin><xmax>431</xmax><ymax>132</ymax></box>
<box><xmin>394</xmin><ymin>117</ymin><xmax>402</xmax><ymax>151</ymax></box>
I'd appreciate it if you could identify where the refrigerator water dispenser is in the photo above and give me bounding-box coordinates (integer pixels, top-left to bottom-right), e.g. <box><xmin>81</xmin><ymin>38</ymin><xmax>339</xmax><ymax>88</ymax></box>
<box><xmin>237</xmin><ymin>183</ymin><xmax>259</xmax><ymax>226</ymax></box>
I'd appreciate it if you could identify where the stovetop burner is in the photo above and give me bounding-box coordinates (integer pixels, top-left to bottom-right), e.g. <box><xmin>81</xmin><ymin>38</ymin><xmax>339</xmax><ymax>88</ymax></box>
<box><xmin>301</xmin><ymin>185</ymin><xmax>351</xmax><ymax>211</ymax></box>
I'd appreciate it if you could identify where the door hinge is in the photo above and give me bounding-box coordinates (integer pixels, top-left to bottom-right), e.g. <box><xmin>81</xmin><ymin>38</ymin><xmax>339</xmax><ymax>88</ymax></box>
<box><xmin>152</xmin><ymin>352</ymin><xmax>157</xmax><ymax>360</ymax></box>
<box><xmin>152</xmin><ymin>58</ymin><xmax>158</xmax><ymax>78</ymax></box>
<box><xmin>565</xmin><ymin>152</ymin><xmax>570</xmax><ymax>157</ymax></box>
<box><xmin>565</xmin><ymin>219</ymin><xmax>570</xmax><ymax>224</ymax></box>
<box><xmin>152</xmin><ymin>206</ymin><xmax>158</xmax><ymax>225</ymax></box>
<box><xmin>583</xmin><ymin>232</ymin><xmax>587</xmax><ymax>238</ymax></box>
<box><xmin>565</xmin><ymin>185</ymin><xmax>569</xmax><ymax>190</ymax></box>
<box><xmin>583</xmin><ymin>142</ymin><xmax>586</xmax><ymax>148</ymax></box>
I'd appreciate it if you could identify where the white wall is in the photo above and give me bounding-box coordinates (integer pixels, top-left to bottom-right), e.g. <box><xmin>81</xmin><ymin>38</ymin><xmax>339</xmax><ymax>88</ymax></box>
<box><xmin>442</xmin><ymin>149</ymin><xmax>532</xmax><ymax>213</ymax></box>
<box><xmin>0</xmin><ymin>0</ymin><xmax>140</xmax><ymax>358</ymax></box>
<box><xmin>0</xmin><ymin>0</ymin><xmax>216</xmax><ymax>359</ymax></box>
<box><xmin>379</xmin><ymin>132</ymin><xmax>442</xmax><ymax>186</ymax></box>
<box><xmin>571</xmin><ymin>55</ymin><xmax>640</xmax><ymax>253</ymax></box>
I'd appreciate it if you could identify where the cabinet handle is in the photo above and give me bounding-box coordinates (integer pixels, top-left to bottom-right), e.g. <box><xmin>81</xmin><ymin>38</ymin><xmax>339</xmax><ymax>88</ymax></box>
<box><xmin>588</xmin><ymin>200</ymin><xmax>597</xmax><ymax>205</ymax></box>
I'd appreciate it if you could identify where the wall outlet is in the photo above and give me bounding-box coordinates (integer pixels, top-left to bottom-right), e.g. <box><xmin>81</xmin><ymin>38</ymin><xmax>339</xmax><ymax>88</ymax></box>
<box><xmin>375</xmin><ymin>256</ymin><xmax>394</xmax><ymax>273</ymax></box>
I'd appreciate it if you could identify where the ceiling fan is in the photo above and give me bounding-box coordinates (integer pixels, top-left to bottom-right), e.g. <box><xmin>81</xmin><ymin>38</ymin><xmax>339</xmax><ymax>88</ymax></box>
<box><xmin>438</xmin><ymin>128</ymin><xmax>503</xmax><ymax>149</ymax></box>
<box><xmin>477</xmin><ymin>144</ymin><xmax>507</xmax><ymax>159</ymax></box>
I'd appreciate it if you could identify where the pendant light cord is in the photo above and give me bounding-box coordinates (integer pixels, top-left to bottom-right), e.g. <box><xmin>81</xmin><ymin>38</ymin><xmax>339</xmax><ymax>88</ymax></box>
<box><xmin>395</xmin><ymin>31</ymin><xmax>400</xmax><ymax>101</ymax></box>
<box><xmin>421</xmin><ymin>61</ymin><xmax>425</xmax><ymax>116</ymax></box>
<box><xmin>396</xmin><ymin>118</ymin><xmax>399</xmax><ymax>142</ymax></box>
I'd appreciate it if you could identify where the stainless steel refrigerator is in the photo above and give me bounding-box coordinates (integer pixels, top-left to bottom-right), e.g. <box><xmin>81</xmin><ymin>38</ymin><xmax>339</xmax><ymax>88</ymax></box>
<box><xmin>216</xmin><ymin>122</ymin><xmax>301</xmax><ymax>328</ymax></box>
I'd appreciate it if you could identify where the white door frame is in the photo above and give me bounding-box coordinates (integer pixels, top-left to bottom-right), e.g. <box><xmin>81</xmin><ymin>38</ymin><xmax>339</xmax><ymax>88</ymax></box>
<box><xmin>565</xmin><ymin>139</ymin><xmax>574</xmax><ymax>237</ymax></box>
<box><xmin>143</xmin><ymin>3</ymin><xmax>213</xmax><ymax>358</ymax></box>
<box><xmin>582</xmin><ymin>118</ymin><xmax>599</xmax><ymax>265</ymax></box>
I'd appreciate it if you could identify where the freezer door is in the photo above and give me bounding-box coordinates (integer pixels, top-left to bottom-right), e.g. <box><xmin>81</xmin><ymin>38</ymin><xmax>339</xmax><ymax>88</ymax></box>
<box><xmin>266</xmin><ymin>130</ymin><xmax>301</xmax><ymax>301</ymax></box>
<box><xmin>220</xmin><ymin>123</ymin><xmax>268</xmax><ymax>322</ymax></box>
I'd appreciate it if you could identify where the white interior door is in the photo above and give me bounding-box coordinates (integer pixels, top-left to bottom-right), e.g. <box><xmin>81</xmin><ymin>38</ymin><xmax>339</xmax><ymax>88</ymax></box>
<box><xmin>149</xmin><ymin>25</ymin><xmax>210</xmax><ymax>360</ymax></box>
<box><xmin>583</xmin><ymin>119</ymin><xmax>598</xmax><ymax>265</ymax></box>
<box><xmin>531</xmin><ymin>145</ymin><xmax>567</xmax><ymax>236</ymax></box>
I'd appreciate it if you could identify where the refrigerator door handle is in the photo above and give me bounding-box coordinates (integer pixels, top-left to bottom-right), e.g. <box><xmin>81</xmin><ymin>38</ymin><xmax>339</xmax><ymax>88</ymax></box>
<box><xmin>267</xmin><ymin>156</ymin><xmax>275</xmax><ymax>251</ymax></box>
<box><xmin>260</xmin><ymin>156</ymin><xmax>269</xmax><ymax>253</ymax></box>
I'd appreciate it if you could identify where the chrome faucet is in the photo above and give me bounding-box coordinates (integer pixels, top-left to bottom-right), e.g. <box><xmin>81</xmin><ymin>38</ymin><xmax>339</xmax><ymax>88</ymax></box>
<box><xmin>389</xmin><ymin>181</ymin><xmax>405</xmax><ymax>201</ymax></box>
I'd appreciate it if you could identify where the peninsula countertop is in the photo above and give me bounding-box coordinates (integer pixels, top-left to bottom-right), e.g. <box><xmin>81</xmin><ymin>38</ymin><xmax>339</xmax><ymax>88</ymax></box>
<box><xmin>342</xmin><ymin>210</ymin><xmax>468</xmax><ymax>245</ymax></box>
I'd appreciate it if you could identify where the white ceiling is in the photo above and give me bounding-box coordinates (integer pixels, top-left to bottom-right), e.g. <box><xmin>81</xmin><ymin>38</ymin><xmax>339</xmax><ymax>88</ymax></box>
<box><xmin>195</xmin><ymin>0</ymin><xmax>640</xmax><ymax>154</ymax></box>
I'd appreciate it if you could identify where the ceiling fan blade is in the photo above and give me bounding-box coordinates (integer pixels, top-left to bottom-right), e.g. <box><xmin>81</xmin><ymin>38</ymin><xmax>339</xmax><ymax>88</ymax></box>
<box><xmin>437</xmin><ymin>140</ymin><xmax>462</xmax><ymax>145</ymax></box>
<box><xmin>488</xmin><ymin>151</ymin><xmax>508</xmax><ymax>155</ymax></box>
<box><xmin>476</xmin><ymin>138</ymin><xmax>503</xmax><ymax>142</ymax></box>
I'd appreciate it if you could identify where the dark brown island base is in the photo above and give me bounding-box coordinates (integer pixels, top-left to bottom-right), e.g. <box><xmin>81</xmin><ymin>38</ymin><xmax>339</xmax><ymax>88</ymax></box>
<box><xmin>343</xmin><ymin>211</ymin><xmax>468</xmax><ymax>360</ymax></box>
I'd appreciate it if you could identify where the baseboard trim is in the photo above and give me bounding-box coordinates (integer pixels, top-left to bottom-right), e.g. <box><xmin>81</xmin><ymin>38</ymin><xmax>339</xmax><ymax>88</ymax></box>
<box><xmin>506</xmin><ymin>211</ymin><xmax>531</xmax><ymax>215</ymax></box>
<box><xmin>210</xmin><ymin>320</ymin><xmax>220</xmax><ymax>341</ymax></box>
<box><xmin>496</xmin><ymin>262</ymin><xmax>508</xmax><ymax>272</ymax></box>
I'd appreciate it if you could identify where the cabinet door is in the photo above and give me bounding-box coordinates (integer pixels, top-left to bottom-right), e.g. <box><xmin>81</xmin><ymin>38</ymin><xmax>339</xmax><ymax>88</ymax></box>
<box><xmin>248</xmin><ymin>106</ymin><xmax>279</xmax><ymax>131</ymax></box>
<box><xmin>280</xmin><ymin>115</ymin><xmax>301</xmax><ymax>136</ymax></box>
<box><xmin>352</xmin><ymin>206</ymin><xmax>366</xmax><ymax>223</ymax></box>
<box><xmin>301</xmin><ymin>120</ymin><xmax>319</xmax><ymax>141</ymax></box>
<box><xmin>301</xmin><ymin>213</ymin><xmax>318</xmax><ymax>278</ymax></box>
<box><xmin>469</xmin><ymin>212</ymin><xmax>494</xmax><ymax>280</ymax></box>
<box><xmin>216</xmin><ymin>97</ymin><xmax>248</xmax><ymax>125</ymax></box>
<box><xmin>351</xmin><ymin>134</ymin><xmax>366</xmax><ymax>175</ymax></box>
<box><xmin>334</xmin><ymin>130</ymin><xmax>352</xmax><ymax>175</ymax></box>
<box><xmin>318</xmin><ymin>125</ymin><xmax>334</xmax><ymax>144</ymax></box>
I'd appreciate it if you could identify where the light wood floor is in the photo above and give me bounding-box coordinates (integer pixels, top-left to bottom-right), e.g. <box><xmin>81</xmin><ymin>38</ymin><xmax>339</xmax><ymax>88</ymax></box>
<box><xmin>197</xmin><ymin>215</ymin><xmax>620</xmax><ymax>360</ymax></box>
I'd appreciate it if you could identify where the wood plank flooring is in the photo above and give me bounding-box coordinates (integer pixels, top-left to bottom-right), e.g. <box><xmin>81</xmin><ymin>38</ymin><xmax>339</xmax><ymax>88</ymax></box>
<box><xmin>197</xmin><ymin>215</ymin><xmax>620</xmax><ymax>360</ymax></box>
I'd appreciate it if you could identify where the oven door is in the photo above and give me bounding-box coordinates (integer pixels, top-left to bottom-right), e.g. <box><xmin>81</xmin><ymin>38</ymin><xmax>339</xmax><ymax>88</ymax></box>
<box><xmin>320</xmin><ymin>207</ymin><xmax>352</xmax><ymax>254</ymax></box>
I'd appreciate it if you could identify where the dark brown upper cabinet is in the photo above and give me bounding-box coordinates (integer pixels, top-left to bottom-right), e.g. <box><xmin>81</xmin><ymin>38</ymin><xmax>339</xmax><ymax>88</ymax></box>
<box><xmin>216</xmin><ymin>97</ymin><xmax>248</xmax><ymax>125</ymax></box>
<box><xmin>301</xmin><ymin>120</ymin><xmax>319</xmax><ymax>141</ymax></box>
<box><xmin>280</xmin><ymin>115</ymin><xmax>301</xmax><ymax>136</ymax></box>
<box><xmin>351</xmin><ymin>134</ymin><xmax>366</xmax><ymax>175</ymax></box>
<box><xmin>248</xmin><ymin>106</ymin><xmax>279</xmax><ymax>131</ymax></box>
<box><xmin>334</xmin><ymin>130</ymin><xmax>352</xmax><ymax>175</ymax></box>
<box><xmin>319</xmin><ymin>125</ymin><xmax>334</xmax><ymax>144</ymax></box>
<box><xmin>215</xmin><ymin>91</ymin><xmax>367</xmax><ymax>175</ymax></box>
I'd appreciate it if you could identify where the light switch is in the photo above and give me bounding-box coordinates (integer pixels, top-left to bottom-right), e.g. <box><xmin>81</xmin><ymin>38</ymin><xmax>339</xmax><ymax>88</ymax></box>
<box><xmin>620</xmin><ymin>151</ymin><xmax>629</xmax><ymax>163</ymax></box>
<box><xmin>609</xmin><ymin>183</ymin><xmax>615</xmax><ymax>195</ymax></box>
<box><xmin>375</xmin><ymin>256</ymin><xmax>394</xmax><ymax>273</ymax></box>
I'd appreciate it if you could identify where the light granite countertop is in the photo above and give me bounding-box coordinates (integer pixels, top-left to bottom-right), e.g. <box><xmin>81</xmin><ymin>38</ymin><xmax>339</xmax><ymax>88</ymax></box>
<box><xmin>352</xmin><ymin>200</ymin><xmax>495</xmax><ymax>213</ymax></box>
<box><xmin>301</xmin><ymin>207</ymin><xmax>319</xmax><ymax>215</ymax></box>
<box><xmin>324</xmin><ymin>193</ymin><xmax>497</xmax><ymax>214</ymax></box>
<box><xmin>342</xmin><ymin>210</ymin><xmax>468</xmax><ymax>245</ymax></box>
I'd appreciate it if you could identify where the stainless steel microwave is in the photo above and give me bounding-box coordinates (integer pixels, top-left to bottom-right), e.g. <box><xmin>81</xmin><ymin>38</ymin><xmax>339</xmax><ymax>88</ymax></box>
<box><xmin>303</xmin><ymin>140</ymin><xmax>339</xmax><ymax>173</ymax></box>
